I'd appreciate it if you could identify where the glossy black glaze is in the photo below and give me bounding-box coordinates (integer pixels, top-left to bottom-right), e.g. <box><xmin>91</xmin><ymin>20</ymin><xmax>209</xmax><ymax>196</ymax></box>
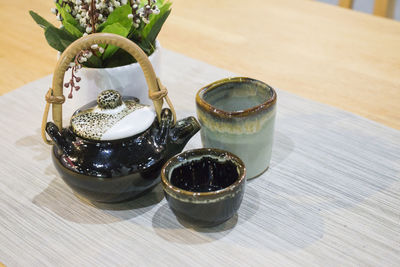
<box><xmin>170</xmin><ymin>157</ymin><xmax>239</xmax><ymax>192</ymax></box>
<box><xmin>161</xmin><ymin>148</ymin><xmax>246</xmax><ymax>227</ymax></box>
<box><xmin>165</xmin><ymin>190</ymin><xmax>245</xmax><ymax>227</ymax></box>
<box><xmin>46</xmin><ymin>108</ymin><xmax>200</xmax><ymax>203</ymax></box>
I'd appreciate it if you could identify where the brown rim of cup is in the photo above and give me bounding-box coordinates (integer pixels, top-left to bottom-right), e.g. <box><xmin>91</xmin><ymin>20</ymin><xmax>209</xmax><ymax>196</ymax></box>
<box><xmin>195</xmin><ymin>77</ymin><xmax>277</xmax><ymax>118</ymax></box>
<box><xmin>161</xmin><ymin>148</ymin><xmax>246</xmax><ymax>198</ymax></box>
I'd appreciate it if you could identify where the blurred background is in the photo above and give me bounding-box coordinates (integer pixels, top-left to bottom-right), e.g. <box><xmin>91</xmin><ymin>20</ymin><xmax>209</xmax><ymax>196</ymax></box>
<box><xmin>317</xmin><ymin>0</ymin><xmax>400</xmax><ymax>20</ymax></box>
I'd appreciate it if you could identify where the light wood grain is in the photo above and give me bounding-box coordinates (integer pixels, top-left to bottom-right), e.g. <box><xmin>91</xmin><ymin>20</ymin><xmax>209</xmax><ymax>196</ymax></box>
<box><xmin>0</xmin><ymin>1</ymin><xmax>57</xmax><ymax>93</ymax></box>
<box><xmin>1</xmin><ymin>0</ymin><xmax>400</xmax><ymax>129</ymax></box>
<box><xmin>0</xmin><ymin>50</ymin><xmax>399</xmax><ymax>266</ymax></box>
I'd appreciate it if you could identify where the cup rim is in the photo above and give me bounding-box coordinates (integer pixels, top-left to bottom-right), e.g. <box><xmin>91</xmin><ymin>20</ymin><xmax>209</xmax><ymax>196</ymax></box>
<box><xmin>161</xmin><ymin>148</ymin><xmax>246</xmax><ymax>198</ymax></box>
<box><xmin>196</xmin><ymin>77</ymin><xmax>277</xmax><ymax>118</ymax></box>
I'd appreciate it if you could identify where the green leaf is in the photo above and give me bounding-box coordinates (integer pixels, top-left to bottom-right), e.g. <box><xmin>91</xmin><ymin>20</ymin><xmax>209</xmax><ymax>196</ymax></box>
<box><xmin>64</xmin><ymin>3</ymin><xmax>72</xmax><ymax>13</ymax></box>
<box><xmin>137</xmin><ymin>38</ymin><xmax>154</xmax><ymax>55</ymax></box>
<box><xmin>139</xmin><ymin>2</ymin><xmax>171</xmax><ymax>54</ymax></box>
<box><xmin>30</xmin><ymin>10</ymin><xmax>79</xmax><ymax>54</ymax></box>
<box><xmin>101</xmin><ymin>22</ymin><xmax>130</xmax><ymax>37</ymax></box>
<box><xmin>56</xmin><ymin>3</ymin><xmax>78</xmax><ymax>27</ymax></box>
<box><xmin>84</xmin><ymin>54</ymin><xmax>103</xmax><ymax>68</ymax></box>
<box><xmin>44</xmin><ymin>26</ymin><xmax>77</xmax><ymax>52</ymax></box>
<box><xmin>139</xmin><ymin>9</ymin><xmax>170</xmax><ymax>54</ymax></box>
<box><xmin>103</xmin><ymin>49</ymin><xmax>135</xmax><ymax>68</ymax></box>
<box><xmin>101</xmin><ymin>23</ymin><xmax>130</xmax><ymax>60</ymax></box>
<box><xmin>142</xmin><ymin>1</ymin><xmax>171</xmax><ymax>42</ymax></box>
<box><xmin>56</xmin><ymin>3</ymin><xmax>84</xmax><ymax>37</ymax></box>
<box><xmin>97</xmin><ymin>4</ymin><xmax>132</xmax><ymax>32</ymax></box>
<box><xmin>63</xmin><ymin>21</ymin><xmax>83</xmax><ymax>38</ymax></box>
<box><xmin>29</xmin><ymin>10</ymin><xmax>54</xmax><ymax>29</ymax></box>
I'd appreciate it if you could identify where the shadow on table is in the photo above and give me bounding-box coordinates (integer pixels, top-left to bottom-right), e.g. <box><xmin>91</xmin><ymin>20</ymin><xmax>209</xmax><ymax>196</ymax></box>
<box><xmin>152</xmin><ymin>178</ymin><xmax>325</xmax><ymax>250</ymax></box>
<box><xmin>32</xmin><ymin>165</ymin><xmax>163</xmax><ymax>224</ymax></box>
<box><xmin>270</xmin><ymin>131</ymin><xmax>295</xmax><ymax>168</ymax></box>
<box><xmin>15</xmin><ymin>128</ymin><xmax>49</xmax><ymax>161</ymax></box>
<box><xmin>152</xmin><ymin>186</ymin><xmax>260</xmax><ymax>244</ymax></box>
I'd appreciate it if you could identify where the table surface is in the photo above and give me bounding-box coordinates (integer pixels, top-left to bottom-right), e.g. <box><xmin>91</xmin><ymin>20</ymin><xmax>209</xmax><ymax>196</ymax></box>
<box><xmin>1</xmin><ymin>49</ymin><xmax>399</xmax><ymax>266</ymax></box>
<box><xmin>1</xmin><ymin>0</ymin><xmax>400</xmax><ymax>129</ymax></box>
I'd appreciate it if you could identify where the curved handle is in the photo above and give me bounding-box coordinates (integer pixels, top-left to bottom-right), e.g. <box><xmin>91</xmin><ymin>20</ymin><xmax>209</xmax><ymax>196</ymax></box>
<box><xmin>42</xmin><ymin>33</ymin><xmax>176</xmax><ymax>144</ymax></box>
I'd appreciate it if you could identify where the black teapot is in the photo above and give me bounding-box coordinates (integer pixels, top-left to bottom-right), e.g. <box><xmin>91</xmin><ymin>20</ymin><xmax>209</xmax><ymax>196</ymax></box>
<box><xmin>41</xmin><ymin>33</ymin><xmax>200</xmax><ymax>203</ymax></box>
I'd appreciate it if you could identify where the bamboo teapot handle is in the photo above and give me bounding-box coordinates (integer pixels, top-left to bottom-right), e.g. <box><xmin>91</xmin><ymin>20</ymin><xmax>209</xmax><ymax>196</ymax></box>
<box><xmin>42</xmin><ymin>33</ymin><xmax>176</xmax><ymax>145</ymax></box>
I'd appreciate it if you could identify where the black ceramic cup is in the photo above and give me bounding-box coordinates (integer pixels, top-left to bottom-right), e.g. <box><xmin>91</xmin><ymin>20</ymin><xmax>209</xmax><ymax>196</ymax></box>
<box><xmin>161</xmin><ymin>148</ymin><xmax>246</xmax><ymax>227</ymax></box>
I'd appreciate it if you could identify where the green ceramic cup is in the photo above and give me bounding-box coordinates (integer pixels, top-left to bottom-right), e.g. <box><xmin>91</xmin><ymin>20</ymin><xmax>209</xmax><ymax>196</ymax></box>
<box><xmin>196</xmin><ymin>77</ymin><xmax>277</xmax><ymax>179</ymax></box>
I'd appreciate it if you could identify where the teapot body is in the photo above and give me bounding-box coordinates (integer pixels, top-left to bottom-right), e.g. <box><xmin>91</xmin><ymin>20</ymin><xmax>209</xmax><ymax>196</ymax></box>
<box><xmin>42</xmin><ymin>34</ymin><xmax>198</xmax><ymax>203</ymax></box>
<box><xmin>47</xmin><ymin>109</ymin><xmax>200</xmax><ymax>203</ymax></box>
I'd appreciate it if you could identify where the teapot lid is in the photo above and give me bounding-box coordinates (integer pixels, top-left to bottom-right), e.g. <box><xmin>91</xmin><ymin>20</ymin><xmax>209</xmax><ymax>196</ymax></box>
<box><xmin>70</xmin><ymin>90</ymin><xmax>156</xmax><ymax>141</ymax></box>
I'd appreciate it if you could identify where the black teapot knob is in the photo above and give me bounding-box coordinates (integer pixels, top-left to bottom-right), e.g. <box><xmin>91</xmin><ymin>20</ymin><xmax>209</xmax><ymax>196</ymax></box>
<box><xmin>97</xmin><ymin>90</ymin><xmax>122</xmax><ymax>109</ymax></box>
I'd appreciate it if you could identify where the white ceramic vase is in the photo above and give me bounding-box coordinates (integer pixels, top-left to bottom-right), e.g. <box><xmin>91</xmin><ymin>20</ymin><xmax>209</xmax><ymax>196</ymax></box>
<box><xmin>62</xmin><ymin>40</ymin><xmax>161</xmax><ymax>113</ymax></box>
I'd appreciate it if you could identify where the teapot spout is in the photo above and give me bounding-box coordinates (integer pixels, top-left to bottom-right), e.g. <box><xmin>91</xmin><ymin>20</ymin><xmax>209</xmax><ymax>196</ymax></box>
<box><xmin>46</xmin><ymin>122</ymin><xmax>72</xmax><ymax>153</ymax></box>
<box><xmin>170</xmin><ymin>116</ymin><xmax>201</xmax><ymax>146</ymax></box>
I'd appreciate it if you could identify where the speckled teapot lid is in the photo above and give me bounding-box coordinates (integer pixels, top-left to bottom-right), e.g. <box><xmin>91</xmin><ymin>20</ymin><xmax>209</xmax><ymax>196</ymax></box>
<box><xmin>71</xmin><ymin>90</ymin><xmax>156</xmax><ymax>141</ymax></box>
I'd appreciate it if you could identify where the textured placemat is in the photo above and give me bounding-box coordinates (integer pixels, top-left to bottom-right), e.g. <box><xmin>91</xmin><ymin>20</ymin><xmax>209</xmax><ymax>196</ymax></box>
<box><xmin>0</xmin><ymin>49</ymin><xmax>399</xmax><ymax>266</ymax></box>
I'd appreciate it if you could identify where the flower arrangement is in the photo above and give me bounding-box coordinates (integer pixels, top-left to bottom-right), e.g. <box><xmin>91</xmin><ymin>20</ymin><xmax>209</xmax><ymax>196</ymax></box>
<box><xmin>30</xmin><ymin>0</ymin><xmax>171</xmax><ymax>69</ymax></box>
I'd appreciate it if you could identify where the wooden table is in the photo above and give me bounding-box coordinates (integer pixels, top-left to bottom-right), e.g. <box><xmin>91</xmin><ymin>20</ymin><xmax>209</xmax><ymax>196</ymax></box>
<box><xmin>1</xmin><ymin>1</ymin><xmax>400</xmax><ymax>265</ymax></box>
<box><xmin>1</xmin><ymin>0</ymin><xmax>399</xmax><ymax>130</ymax></box>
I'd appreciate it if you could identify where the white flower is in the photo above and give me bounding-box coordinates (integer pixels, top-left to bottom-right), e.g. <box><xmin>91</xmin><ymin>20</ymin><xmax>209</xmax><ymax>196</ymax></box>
<box><xmin>138</xmin><ymin>7</ymin><xmax>144</xmax><ymax>15</ymax></box>
<box><xmin>91</xmin><ymin>44</ymin><xmax>99</xmax><ymax>49</ymax></box>
<box><xmin>98</xmin><ymin>47</ymin><xmax>105</xmax><ymax>53</ymax></box>
<box><xmin>51</xmin><ymin>8</ymin><xmax>57</xmax><ymax>14</ymax></box>
<box><xmin>54</xmin><ymin>0</ymin><xmax>164</xmax><ymax>35</ymax></box>
<box><xmin>152</xmin><ymin>6</ymin><xmax>160</xmax><ymax>14</ymax></box>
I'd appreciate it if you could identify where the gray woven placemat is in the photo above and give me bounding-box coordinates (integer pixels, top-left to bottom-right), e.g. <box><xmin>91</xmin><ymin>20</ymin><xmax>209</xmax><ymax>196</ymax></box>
<box><xmin>0</xmin><ymin>49</ymin><xmax>399</xmax><ymax>266</ymax></box>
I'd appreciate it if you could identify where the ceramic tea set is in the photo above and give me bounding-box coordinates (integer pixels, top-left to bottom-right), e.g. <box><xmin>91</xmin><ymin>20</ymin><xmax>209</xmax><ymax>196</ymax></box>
<box><xmin>41</xmin><ymin>33</ymin><xmax>276</xmax><ymax>227</ymax></box>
